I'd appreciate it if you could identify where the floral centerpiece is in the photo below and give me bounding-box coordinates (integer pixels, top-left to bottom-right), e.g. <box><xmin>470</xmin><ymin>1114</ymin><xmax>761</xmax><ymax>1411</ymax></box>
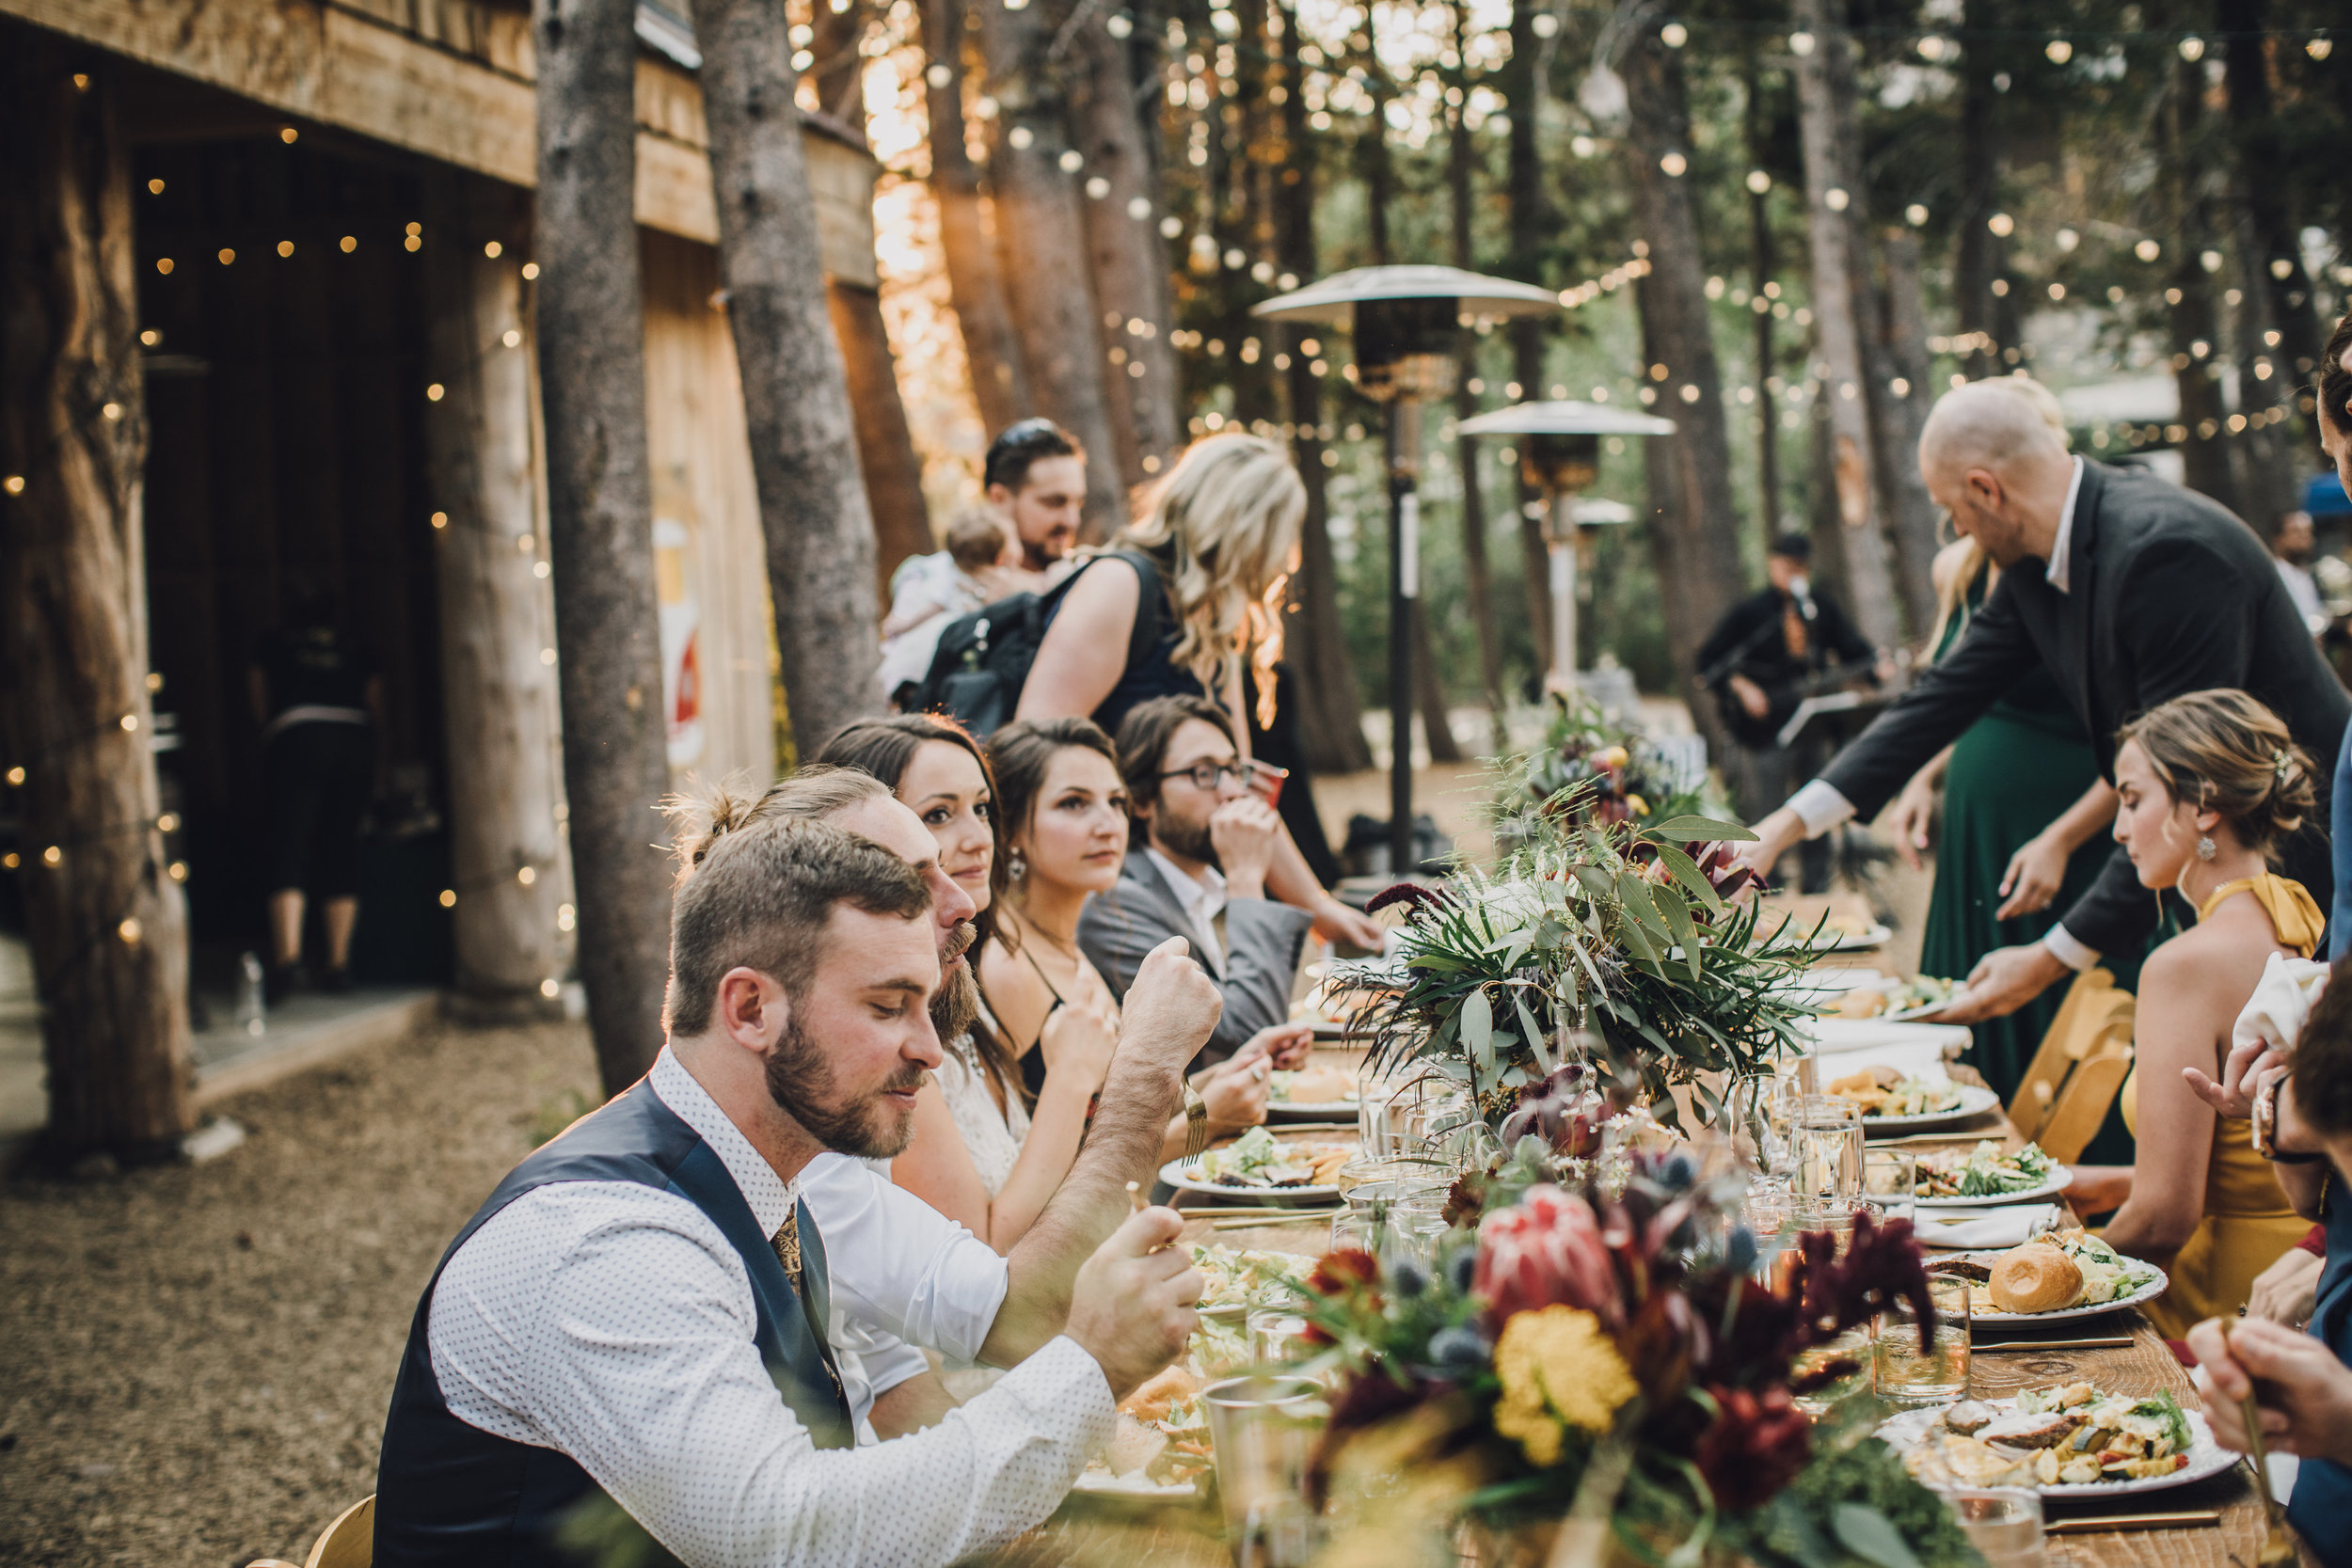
<box><xmin>1502</xmin><ymin>695</ymin><xmax>1719</xmax><ymax>838</ymax></box>
<box><xmin>1353</xmin><ymin>804</ymin><xmax>1819</xmax><ymax>1135</ymax></box>
<box><xmin>1299</xmin><ymin>1149</ymin><xmax>1979</xmax><ymax>1568</ymax></box>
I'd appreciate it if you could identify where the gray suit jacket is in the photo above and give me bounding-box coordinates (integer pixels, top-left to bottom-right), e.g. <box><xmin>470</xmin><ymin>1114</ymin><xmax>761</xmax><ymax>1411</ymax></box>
<box><xmin>1078</xmin><ymin>847</ymin><xmax>1313</xmax><ymax>1069</ymax></box>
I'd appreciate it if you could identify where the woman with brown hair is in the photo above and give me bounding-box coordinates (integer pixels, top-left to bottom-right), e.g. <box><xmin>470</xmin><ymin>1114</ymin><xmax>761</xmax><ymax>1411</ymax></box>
<box><xmin>2090</xmin><ymin>689</ymin><xmax>2323</xmax><ymax>1334</ymax></box>
<box><xmin>815</xmin><ymin>715</ymin><xmax>1115</xmax><ymax>1253</ymax></box>
<box><xmin>1017</xmin><ymin>434</ymin><xmax>1382</xmax><ymax>948</ymax></box>
<box><xmin>975</xmin><ymin>718</ymin><xmax>1278</xmax><ymax>1166</ymax></box>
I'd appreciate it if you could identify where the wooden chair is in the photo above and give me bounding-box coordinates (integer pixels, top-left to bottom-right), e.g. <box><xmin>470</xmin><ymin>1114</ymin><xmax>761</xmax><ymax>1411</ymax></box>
<box><xmin>2007</xmin><ymin>968</ymin><xmax>2137</xmax><ymax>1164</ymax></box>
<box><xmin>246</xmin><ymin>1494</ymin><xmax>373</xmax><ymax>1568</ymax></box>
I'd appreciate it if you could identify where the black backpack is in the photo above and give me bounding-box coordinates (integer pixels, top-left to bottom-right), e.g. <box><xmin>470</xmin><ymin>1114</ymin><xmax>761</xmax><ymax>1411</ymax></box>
<box><xmin>901</xmin><ymin>547</ymin><xmax>1166</xmax><ymax>736</ymax></box>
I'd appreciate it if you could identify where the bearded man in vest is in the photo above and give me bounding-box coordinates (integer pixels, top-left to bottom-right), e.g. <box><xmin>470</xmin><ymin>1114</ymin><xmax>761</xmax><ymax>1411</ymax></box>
<box><xmin>373</xmin><ymin>815</ymin><xmax>1220</xmax><ymax>1565</ymax></box>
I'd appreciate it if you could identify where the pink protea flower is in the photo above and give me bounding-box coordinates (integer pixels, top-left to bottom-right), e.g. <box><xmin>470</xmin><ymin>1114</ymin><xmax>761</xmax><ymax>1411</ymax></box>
<box><xmin>1474</xmin><ymin>1185</ymin><xmax>1623</xmax><ymax>1328</ymax></box>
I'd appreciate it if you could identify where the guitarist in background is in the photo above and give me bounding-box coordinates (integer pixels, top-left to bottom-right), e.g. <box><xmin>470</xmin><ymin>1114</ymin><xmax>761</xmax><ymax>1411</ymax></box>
<box><xmin>1698</xmin><ymin>533</ymin><xmax>1886</xmax><ymax>891</ymax></box>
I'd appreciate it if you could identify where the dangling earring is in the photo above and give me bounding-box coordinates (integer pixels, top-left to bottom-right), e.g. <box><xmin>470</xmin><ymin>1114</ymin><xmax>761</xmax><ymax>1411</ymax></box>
<box><xmin>2196</xmin><ymin>834</ymin><xmax>2217</xmax><ymax>862</ymax></box>
<box><xmin>1009</xmin><ymin>847</ymin><xmax>1027</xmax><ymax>882</ymax></box>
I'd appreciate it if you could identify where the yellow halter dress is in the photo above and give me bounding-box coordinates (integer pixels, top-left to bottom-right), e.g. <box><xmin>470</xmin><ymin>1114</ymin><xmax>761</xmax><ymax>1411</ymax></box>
<box><xmin>2122</xmin><ymin>872</ymin><xmax>2324</xmax><ymax>1338</ymax></box>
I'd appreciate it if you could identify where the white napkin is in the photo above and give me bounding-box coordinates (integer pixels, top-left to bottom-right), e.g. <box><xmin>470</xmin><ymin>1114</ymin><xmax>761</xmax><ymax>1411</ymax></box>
<box><xmin>2233</xmin><ymin>952</ymin><xmax>2331</xmax><ymax>1065</ymax></box>
<box><xmin>1914</xmin><ymin>1203</ymin><xmax>2059</xmax><ymax>1249</ymax></box>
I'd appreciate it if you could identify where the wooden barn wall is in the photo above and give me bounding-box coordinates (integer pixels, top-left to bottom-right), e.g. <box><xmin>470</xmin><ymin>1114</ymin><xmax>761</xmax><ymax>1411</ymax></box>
<box><xmin>639</xmin><ymin>230</ymin><xmax>778</xmax><ymax>789</ymax></box>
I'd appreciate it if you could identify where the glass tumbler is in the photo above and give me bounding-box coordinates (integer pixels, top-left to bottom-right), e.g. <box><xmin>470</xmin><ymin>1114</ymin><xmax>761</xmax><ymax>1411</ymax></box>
<box><xmin>1793</xmin><ymin>1095</ymin><xmax>1864</xmax><ymax>1204</ymax></box>
<box><xmin>1939</xmin><ymin>1486</ymin><xmax>2045</xmax><ymax>1568</ymax></box>
<box><xmin>1863</xmin><ymin>1149</ymin><xmax>1917</xmax><ymax>1223</ymax></box>
<box><xmin>1876</xmin><ymin>1275</ymin><xmax>1970</xmax><ymax>1405</ymax></box>
<box><xmin>1205</xmin><ymin>1376</ymin><xmax>1326</xmax><ymax>1564</ymax></box>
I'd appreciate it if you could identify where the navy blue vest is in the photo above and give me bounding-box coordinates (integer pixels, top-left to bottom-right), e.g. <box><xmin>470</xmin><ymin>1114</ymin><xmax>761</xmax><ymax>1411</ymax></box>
<box><xmin>373</xmin><ymin>1077</ymin><xmax>854</xmax><ymax>1566</ymax></box>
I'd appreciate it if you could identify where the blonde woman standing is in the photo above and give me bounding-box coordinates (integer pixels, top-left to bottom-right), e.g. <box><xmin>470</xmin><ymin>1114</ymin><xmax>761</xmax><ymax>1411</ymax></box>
<box><xmin>1020</xmin><ymin>434</ymin><xmax>1381</xmax><ymax>946</ymax></box>
<box><xmin>2091</xmin><ymin>689</ymin><xmax>2323</xmax><ymax>1336</ymax></box>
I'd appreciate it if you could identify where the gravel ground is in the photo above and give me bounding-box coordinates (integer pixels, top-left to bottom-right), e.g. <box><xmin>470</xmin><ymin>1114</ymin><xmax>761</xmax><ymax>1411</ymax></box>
<box><xmin>0</xmin><ymin>1018</ymin><xmax>603</xmax><ymax>1567</ymax></box>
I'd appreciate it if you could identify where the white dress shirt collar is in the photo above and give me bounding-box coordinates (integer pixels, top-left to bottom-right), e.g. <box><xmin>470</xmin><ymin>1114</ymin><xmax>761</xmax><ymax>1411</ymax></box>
<box><xmin>1145</xmin><ymin>845</ymin><xmax>1228</xmax><ymax>971</ymax></box>
<box><xmin>2044</xmin><ymin>455</ymin><xmax>2086</xmax><ymax>594</ymax></box>
<box><xmin>650</xmin><ymin>1046</ymin><xmax>797</xmax><ymax>1237</ymax></box>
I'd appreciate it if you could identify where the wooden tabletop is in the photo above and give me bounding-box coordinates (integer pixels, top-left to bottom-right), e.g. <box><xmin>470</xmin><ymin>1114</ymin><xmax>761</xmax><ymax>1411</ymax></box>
<box><xmin>989</xmin><ymin>1070</ymin><xmax>2286</xmax><ymax>1565</ymax></box>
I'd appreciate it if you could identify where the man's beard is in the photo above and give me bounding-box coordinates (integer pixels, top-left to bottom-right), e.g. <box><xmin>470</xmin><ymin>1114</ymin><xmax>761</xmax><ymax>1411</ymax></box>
<box><xmin>931</xmin><ymin>920</ymin><xmax>981</xmax><ymax>1040</ymax></box>
<box><xmin>763</xmin><ymin>1011</ymin><xmax>928</xmax><ymax>1160</ymax></box>
<box><xmin>1155</xmin><ymin>806</ymin><xmax>1217</xmax><ymax>865</ymax></box>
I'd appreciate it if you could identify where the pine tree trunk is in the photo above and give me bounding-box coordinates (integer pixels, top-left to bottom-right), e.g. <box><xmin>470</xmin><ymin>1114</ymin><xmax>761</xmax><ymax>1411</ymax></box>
<box><xmin>691</xmin><ymin>0</ymin><xmax>887</xmax><ymax>752</ymax></box>
<box><xmin>1952</xmin><ymin>0</ymin><xmax>2019</xmax><ymax>379</ymax></box>
<box><xmin>806</xmin><ymin>6</ymin><xmax>936</xmax><ymax>594</ymax></box>
<box><xmin>1449</xmin><ymin>0</ymin><xmax>1507</xmax><ymax>747</ymax></box>
<box><xmin>0</xmin><ymin>49</ymin><xmax>195</xmax><ymax>1162</ymax></box>
<box><xmin>1274</xmin><ymin>0</ymin><xmax>1371</xmax><ymax>774</ymax></box>
<box><xmin>532</xmin><ymin>0</ymin><xmax>675</xmax><ymax>1094</ymax></box>
<box><xmin>1503</xmin><ymin>0</ymin><xmax>1553</xmax><ymax>677</ymax></box>
<box><xmin>1619</xmin><ymin>22</ymin><xmax>1746</xmax><ymax>759</ymax></box>
<box><xmin>421</xmin><ymin>174</ymin><xmax>576</xmax><ymax>1014</ymax></box>
<box><xmin>924</xmin><ymin>0</ymin><xmax>1031</xmax><ymax>436</ymax></box>
<box><xmin>1788</xmin><ymin>0</ymin><xmax>1902</xmax><ymax>650</ymax></box>
<box><xmin>1741</xmin><ymin>44</ymin><xmax>1783</xmax><ymax>542</ymax></box>
<box><xmin>1068</xmin><ymin>12</ymin><xmax>1180</xmax><ymax>482</ymax></box>
<box><xmin>1862</xmin><ymin>231</ymin><xmax>1938</xmax><ymax>639</ymax></box>
<box><xmin>2164</xmin><ymin>56</ymin><xmax>2241</xmax><ymax>513</ymax></box>
<box><xmin>2218</xmin><ymin>0</ymin><xmax>2327</xmax><ymax>414</ymax></box>
<box><xmin>975</xmin><ymin>0</ymin><xmax>1127</xmax><ymax>538</ymax></box>
<box><xmin>830</xmin><ymin>282</ymin><xmax>935</xmax><ymax>589</ymax></box>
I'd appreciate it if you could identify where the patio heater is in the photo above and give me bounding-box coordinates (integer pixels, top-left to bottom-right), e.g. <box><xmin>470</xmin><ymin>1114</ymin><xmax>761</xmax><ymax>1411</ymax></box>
<box><xmin>1456</xmin><ymin>401</ymin><xmax>1676</xmax><ymax>696</ymax></box>
<box><xmin>1252</xmin><ymin>266</ymin><xmax>1558</xmax><ymax>876</ymax></box>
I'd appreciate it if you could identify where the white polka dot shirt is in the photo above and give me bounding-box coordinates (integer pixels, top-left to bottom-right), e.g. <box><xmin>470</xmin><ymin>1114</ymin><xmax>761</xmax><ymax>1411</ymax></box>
<box><xmin>426</xmin><ymin>1048</ymin><xmax>1116</xmax><ymax>1567</ymax></box>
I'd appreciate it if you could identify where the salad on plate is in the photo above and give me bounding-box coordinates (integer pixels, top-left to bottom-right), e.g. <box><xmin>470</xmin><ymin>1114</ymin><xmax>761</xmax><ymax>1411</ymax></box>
<box><xmin>1184</xmin><ymin>1127</ymin><xmax>1351</xmax><ymax>1190</ymax></box>
<box><xmin>1915</xmin><ymin>1140</ymin><xmax>2057</xmax><ymax>1198</ymax></box>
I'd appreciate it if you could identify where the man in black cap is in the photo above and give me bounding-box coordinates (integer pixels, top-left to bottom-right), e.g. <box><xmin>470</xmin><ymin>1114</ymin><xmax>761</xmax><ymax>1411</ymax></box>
<box><xmin>1697</xmin><ymin>533</ymin><xmax>1882</xmax><ymax>891</ymax></box>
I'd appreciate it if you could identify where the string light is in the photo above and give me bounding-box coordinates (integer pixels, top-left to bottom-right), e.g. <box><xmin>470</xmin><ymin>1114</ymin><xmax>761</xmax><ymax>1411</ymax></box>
<box><xmin>521</xmin><ymin>262</ymin><xmax>540</xmax><ymax>279</ymax></box>
<box><xmin>279</xmin><ymin>126</ymin><xmax>298</xmax><ymax>143</ymax></box>
<box><xmin>439</xmin><ymin>889</ymin><xmax>457</xmax><ymax>908</ymax></box>
<box><xmin>156</xmin><ymin>259</ymin><xmax>173</xmax><ymax>275</ymax></box>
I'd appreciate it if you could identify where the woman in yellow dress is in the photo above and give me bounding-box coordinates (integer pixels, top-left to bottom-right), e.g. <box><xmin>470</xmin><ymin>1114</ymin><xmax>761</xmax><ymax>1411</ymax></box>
<box><xmin>2096</xmin><ymin>689</ymin><xmax>2322</xmax><ymax>1338</ymax></box>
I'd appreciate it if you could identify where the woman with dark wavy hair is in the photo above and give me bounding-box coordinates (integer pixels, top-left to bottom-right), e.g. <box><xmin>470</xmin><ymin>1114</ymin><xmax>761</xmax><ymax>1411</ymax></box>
<box><xmin>817</xmin><ymin>714</ymin><xmax>1112</xmax><ymax>1253</ymax></box>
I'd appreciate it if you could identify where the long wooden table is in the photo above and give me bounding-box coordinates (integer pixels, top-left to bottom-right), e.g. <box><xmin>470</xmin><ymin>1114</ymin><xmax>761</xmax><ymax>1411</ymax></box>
<box><xmin>987</xmin><ymin>1065</ymin><xmax>2281</xmax><ymax>1566</ymax></box>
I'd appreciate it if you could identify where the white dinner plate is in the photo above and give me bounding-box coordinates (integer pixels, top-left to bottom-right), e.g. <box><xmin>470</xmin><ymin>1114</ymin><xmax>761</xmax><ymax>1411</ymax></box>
<box><xmin>1876</xmin><ymin>1398</ymin><xmax>2230</xmax><ymax>1497</ymax></box>
<box><xmin>1884</xmin><ymin>989</ymin><xmax>1975</xmax><ymax>1022</ymax></box>
<box><xmin>1851</xmin><ymin>1084</ymin><xmax>2003</xmax><ymax>1131</ymax></box>
<box><xmin>1804</xmin><ymin>1018</ymin><xmax>1974</xmax><ymax>1055</ymax></box>
<box><xmin>1161</xmin><ymin>1155</ymin><xmax>1345</xmax><ymax>1205</ymax></box>
<box><xmin>1926</xmin><ymin>1249</ymin><xmax>2170</xmax><ymax>1324</ymax></box>
<box><xmin>1914</xmin><ymin>1164</ymin><xmax>2074</xmax><ymax>1208</ymax></box>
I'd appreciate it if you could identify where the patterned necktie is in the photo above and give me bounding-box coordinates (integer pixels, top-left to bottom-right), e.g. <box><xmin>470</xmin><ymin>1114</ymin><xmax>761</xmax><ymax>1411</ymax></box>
<box><xmin>772</xmin><ymin>1207</ymin><xmax>847</xmax><ymax>1407</ymax></box>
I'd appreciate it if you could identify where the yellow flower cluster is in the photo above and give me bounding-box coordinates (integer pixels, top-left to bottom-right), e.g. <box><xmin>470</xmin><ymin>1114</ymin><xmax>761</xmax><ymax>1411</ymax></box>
<box><xmin>1491</xmin><ymin>1306</ymin><xmax>1639</xmax><ymax>1467</ymax></box>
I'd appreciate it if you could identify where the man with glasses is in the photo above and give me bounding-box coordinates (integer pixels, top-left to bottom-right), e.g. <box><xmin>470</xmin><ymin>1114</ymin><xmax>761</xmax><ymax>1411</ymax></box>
<box><xmin>1080</xmin><ymin>696</ymin><xmax>1316</xmax><ymax>1072</ymax></box>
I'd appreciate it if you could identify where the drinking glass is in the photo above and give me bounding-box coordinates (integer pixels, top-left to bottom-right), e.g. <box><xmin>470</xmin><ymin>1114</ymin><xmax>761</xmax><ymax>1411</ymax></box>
<box><xmin>1863</xmin><ymin>1149</ymin><xmax>1916</xmax><ymax>1223</ymax></box>
<box><xmin>1248</xmin><ymin>1298</ymin><xmax>1318</xmax><ymax>1370</ymax></box>
<box><xmin>1877</xmin><ymin>1275</ymin><xmax>1970</xmax><ymax>1405</ymax></box>
<box><xmin>1784</xmin><ymin>1199</ymin><xmax>1877</xmax><ymax>1413</ymax></box>
<box><xmin>1205</xmin><ymin>1376</ymin><xmax>1326</xmax><ymax>1563</ymax></box>
<box><xmin>1938</xmin><ymin>1486</ymin><xmax>2045</xmax><ymax>1568</ymax></box>
<box><xmin>1793</xmin><ymin>1095</ymin><xmax>1863</xmax><ymax>1203</ymax></box>
<box><xmin>1385</xmin><ymin>1190</ymin><xmax>1454</xmax><ymax>1269</ymax></box>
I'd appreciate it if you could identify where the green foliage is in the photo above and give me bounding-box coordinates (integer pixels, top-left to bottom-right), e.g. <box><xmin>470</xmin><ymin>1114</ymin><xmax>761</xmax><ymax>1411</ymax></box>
<box><xmin>1728</xmin><ymin>1436</ymin><xmax>1987</xmax><ymax>1568</ymax></box>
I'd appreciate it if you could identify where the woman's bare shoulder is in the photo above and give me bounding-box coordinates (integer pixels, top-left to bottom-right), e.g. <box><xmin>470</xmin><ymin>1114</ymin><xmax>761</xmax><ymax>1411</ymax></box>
<box><xmin>2143</xmin><ymin>911</ymin><xmax>2278</xmax><ymax>1005</ymax></box>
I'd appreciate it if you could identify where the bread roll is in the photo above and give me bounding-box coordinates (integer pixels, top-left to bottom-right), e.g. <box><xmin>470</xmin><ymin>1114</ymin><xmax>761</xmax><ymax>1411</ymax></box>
<box><xmin>1987</xmin><ymin>1243</ymin><xmax>2083</xmax><ymax>1314</ymax></box>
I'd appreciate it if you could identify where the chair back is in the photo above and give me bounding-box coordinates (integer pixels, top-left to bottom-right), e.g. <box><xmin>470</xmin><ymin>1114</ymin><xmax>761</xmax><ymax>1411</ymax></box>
<box><xmin>2007</xmin><ymin>970</ymin><xmax>2136</xmax><ymax>1164</ymax></box>
<box><xmin>245</xmin><ymin>1495</ymin><xmax>373</xmax><ymax>1568</ymax></box>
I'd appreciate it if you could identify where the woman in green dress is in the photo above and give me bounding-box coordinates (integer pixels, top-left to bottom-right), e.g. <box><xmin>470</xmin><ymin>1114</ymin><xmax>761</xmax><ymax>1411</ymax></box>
<box><xmin>1889</xmin><ymin>534</ymin><xmax>2131</xmax><ymax>1103</ymax></box>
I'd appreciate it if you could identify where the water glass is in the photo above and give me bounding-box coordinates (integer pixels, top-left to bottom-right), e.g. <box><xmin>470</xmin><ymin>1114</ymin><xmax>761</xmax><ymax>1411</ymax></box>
<box><xmin>1248</xmin><ymin>1299</ymin><xmax>1317</xmax><ymax>1369</ymax></box>
<box><xmin>1877</xmin><ymin>1275</ymin><xmax>1970</xmax><ymax>1405</ymax></box>
<box><xmin>1793</xmin><ymin>1095</ymin><xmax>1863</xmax><ymax>1203</ymax></box>
<box><xmin>1938</xmin><ymin>1486</ymin><xmax>2045</xmax><ymax>1568</ymax></box>
<box><xmin>1726</xmin><ymin>1074</ymin><xmax>1791</xmax><ymax>1177</ymax></box>
<box><xmin>1385</xmin><ymin>1190</ymin><xmax>1454</xmax><ymax>1268</ymax></box>
<box><xmin>1863</xmin><ymin>1149</ymin><xmax>1916</xmax><ymax>1222</ymax></box>
<box><xmin>1205</xmin><ymin>1376</ymin><xmax>1326</xmax><ymax>1562</ymax></box>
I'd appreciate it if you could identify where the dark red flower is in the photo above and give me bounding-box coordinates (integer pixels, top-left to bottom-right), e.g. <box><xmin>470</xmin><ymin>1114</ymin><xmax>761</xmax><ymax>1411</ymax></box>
<box><xmin>1795</xmin><ymin>1212</ymin><xmax>1936</xmax><ymax>1352</ymax></box>
<box><xmin>1310</xmin><ymin>1247</ymin><xmax>1382</xmax><ymax>1294</ymax></box>
<box><xmin>1498</xmin><ymin>1064</ymin><xmax>1603</xmax><ymax>1157</ymax></box>
<box><xmin>1364</xmin><ymin>882</ymin><xmax>1453</xmax><ymax>922</ymax></box>
<box><xmin>1693</xmin><ymin>1385</ymin><xmax>1812</xmax><ymax>1511</ymax></box>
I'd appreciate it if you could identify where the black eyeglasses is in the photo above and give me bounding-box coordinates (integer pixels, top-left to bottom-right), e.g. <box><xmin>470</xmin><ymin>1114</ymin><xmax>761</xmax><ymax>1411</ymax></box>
<box><xmin>1159</xmin><ymin>760</ymin><xmax>1251</xmax><ymax>791</ymax></box>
